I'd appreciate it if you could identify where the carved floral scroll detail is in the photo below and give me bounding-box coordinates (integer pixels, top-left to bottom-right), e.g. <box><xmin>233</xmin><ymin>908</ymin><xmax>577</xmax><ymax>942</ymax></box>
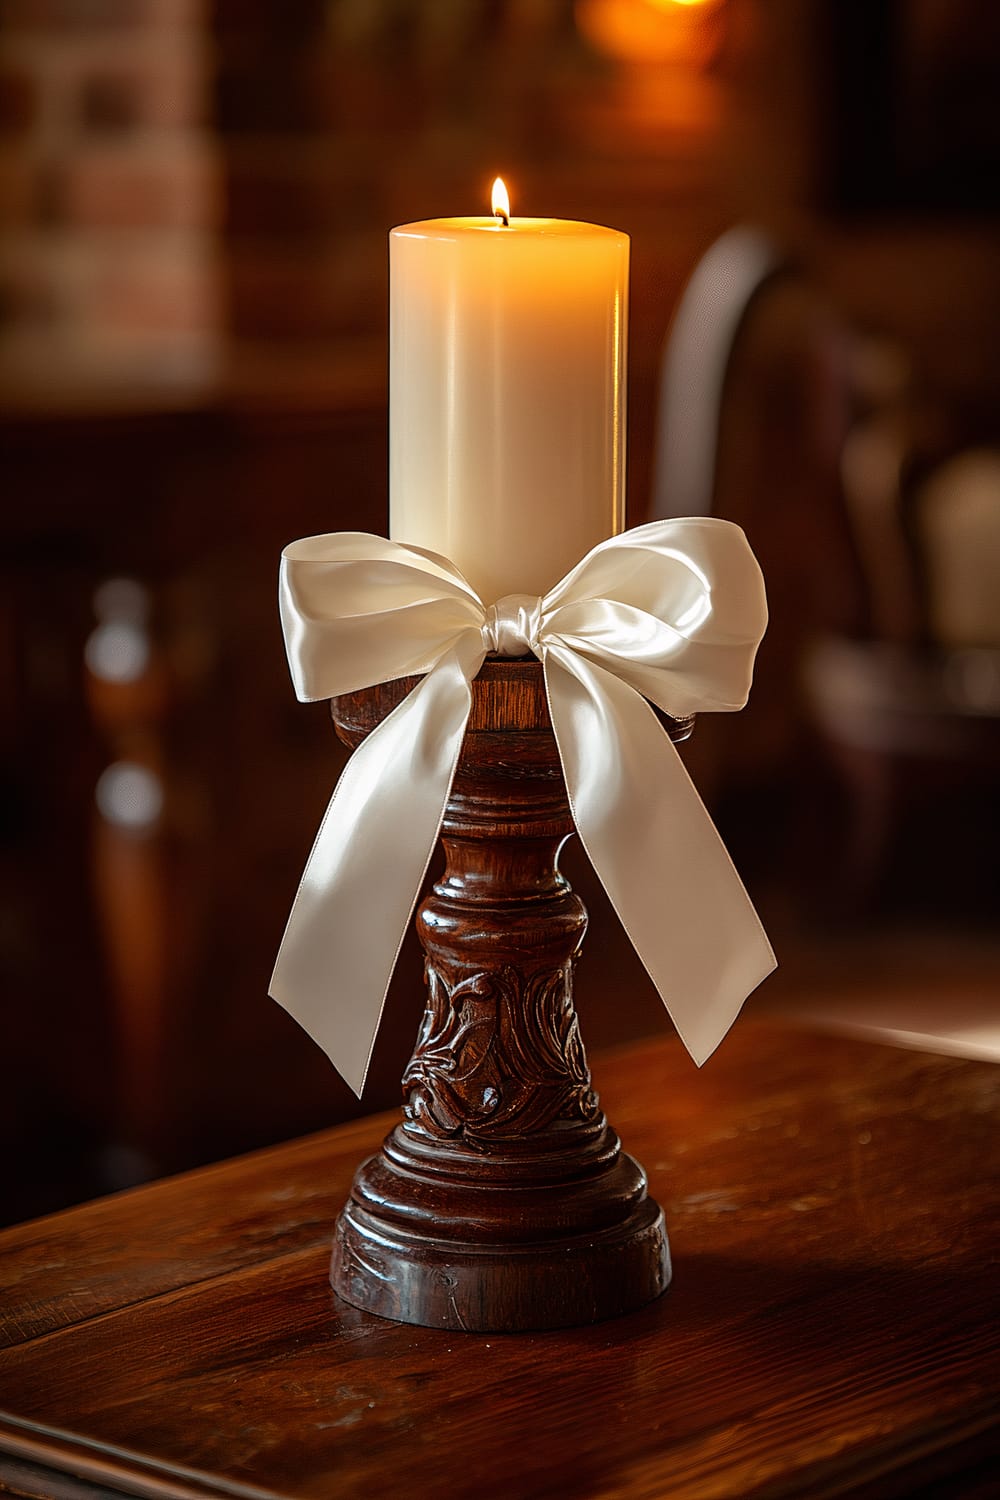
<box><xmin>402</xmin><ymin>962</ymin><xmax>600</xmax><ymax>1146</ymax></box>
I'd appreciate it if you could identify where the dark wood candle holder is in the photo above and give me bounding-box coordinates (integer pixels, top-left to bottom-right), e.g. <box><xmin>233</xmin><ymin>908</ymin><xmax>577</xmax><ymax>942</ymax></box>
<box><xmin>328</xmin><ymin>658</ymin><xmax>694</xmax><ymax>1333</ymax></box>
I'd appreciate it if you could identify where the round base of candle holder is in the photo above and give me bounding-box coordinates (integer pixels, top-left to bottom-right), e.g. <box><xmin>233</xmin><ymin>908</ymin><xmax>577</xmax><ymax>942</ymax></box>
<box><xmin>328</xmin><ymin>659</ymin><xmax>692</xmax><ymax>1334</ymax></box>
<box><xmin>330</xmin><ymin>1134</ymin><xmax>670</xmax><ymax>1332</ymax></box>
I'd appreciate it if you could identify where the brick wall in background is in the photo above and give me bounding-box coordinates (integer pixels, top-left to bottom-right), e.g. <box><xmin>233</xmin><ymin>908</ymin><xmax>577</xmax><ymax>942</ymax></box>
<box><xmin>0</xmin><ymin>0</ymin><xmax>739</xmax><ymax>459</ymax></box>
<box><xmin>3</xmin><ymin>0</ymin><xmax>999</xmax><ymax>432</ymax></box>
<box><xmin>0</xmin><ymin>0</ymin><xmax>733</xmax><ymax>475</ymax></box>
<box><xmin>0</xmin><ymin>0</ymin><xmax>221</xmax><ymax>387</ymax></box>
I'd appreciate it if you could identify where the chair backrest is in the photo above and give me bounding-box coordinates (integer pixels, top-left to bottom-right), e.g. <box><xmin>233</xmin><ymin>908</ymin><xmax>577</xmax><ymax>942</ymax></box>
<box><xmin>651</xmin><ymin>226</ymin><xmax>790</xmax><ymax>520</ymax></box>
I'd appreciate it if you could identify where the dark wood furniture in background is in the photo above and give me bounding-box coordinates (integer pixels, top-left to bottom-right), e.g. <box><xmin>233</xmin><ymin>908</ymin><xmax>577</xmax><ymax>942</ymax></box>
<box><xmin>1</xmin><ymin>391</ymin><xmax>404</xmax><ymax>1227</ymax></box>
<box><xmin>1</xmin><ymin>1020</ymin><xmax>997</xmax><ymax>1499</ymax></box>
<box><xmin>649</xmin><ymin>216</ymin><xmax>1000</xmax><ymax>924</ymax></box>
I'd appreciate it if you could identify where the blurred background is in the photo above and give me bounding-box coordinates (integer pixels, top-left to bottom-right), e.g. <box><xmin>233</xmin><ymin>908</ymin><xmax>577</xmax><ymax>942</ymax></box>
<box><xmin>2</xmin><ymin>0</ymin><xmax>999</xmax><ymax>1224</ymax></box>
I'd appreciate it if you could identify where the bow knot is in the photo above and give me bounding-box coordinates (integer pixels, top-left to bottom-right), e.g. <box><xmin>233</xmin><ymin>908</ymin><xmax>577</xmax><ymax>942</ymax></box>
<box><xmin>271</xmin><ymin>520</ymin><xmax>776</xmax><ymax>1095</ymax></box>
<box><xmin>482</xmin><ymin>594</ymin><xmax>543</xmax><ymax>658</ymax></box>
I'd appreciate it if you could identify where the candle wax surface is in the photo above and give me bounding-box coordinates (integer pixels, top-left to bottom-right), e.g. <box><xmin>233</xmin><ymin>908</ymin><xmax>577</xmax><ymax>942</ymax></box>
<box><xmin>389</xmin><ymin>216</ymin><xmax>628</xmax><ymax>606</ymax></box>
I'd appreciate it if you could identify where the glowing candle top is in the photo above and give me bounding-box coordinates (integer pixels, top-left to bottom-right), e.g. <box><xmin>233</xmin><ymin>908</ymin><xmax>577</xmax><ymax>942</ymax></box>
<box><xmin>389</xmin><ymin>182</ymin><xmax>629</xmax><ymax>604</ymax></box>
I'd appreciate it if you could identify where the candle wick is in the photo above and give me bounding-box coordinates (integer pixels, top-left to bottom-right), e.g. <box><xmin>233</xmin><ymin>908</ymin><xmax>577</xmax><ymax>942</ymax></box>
<box><xmin>494</xmin><ymin>208</ymin><xmax>510</xmax><ymax>228</ymax></box>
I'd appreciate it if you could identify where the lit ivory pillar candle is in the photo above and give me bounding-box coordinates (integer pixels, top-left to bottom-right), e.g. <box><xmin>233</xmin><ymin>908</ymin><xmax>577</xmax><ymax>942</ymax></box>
<box><xmin>389</xmin><ymin>180</ymin><xmax>628</xmax><ymax>604</ymax></box>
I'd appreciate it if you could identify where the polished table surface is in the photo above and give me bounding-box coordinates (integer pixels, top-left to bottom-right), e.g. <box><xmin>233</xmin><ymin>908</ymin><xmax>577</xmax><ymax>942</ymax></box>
<box><xmin>1</xmin><ymin>1021</ymin><xmax>997</xmax><ymax>1500</ymax></box>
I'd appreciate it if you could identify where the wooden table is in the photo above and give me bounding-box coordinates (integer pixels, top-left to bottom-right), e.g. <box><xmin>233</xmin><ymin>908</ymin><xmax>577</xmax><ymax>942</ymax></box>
<box><xmin>1</xmin><ymin>1022</ymin><xmax>997</xmax><ymax>1499</ymax></box>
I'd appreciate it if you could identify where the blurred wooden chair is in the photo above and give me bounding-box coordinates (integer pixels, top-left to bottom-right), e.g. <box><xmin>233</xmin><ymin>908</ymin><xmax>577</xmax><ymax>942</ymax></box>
<box><xmin>803</xmin><ymin>416</ymin><xmax>1000</xmax><ymax>911</ymax></box>
<box><xmin>651</xmin><ymin>225</ymin><xmax>1000</xmax><ymax>917</ymax></box>
<box><xmin>652</xmin><ymin>226</ymin><xmax>791</xmax><ymax>521</ymax></box>
<box><xmin>649</xmin><ymin>225</ymin><xmax>855</xmax><ymax>865</ymax></box>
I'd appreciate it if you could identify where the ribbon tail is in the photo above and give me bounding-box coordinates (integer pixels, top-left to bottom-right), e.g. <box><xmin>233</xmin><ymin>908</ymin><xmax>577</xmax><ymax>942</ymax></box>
<box><xmin>544</xmin><ymin>648</ymin><xmax>776</xmax><ymax>1065</ymax></box>
<box><xmin>269</xmin><ymin>653</ymin><xmax>474</xmax><ymax>1095</ymax></box>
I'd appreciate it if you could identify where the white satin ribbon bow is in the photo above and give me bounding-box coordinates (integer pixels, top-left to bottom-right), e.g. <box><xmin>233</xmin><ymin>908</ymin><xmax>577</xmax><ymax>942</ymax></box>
<box><xmin>271</xmin><ymin>519</ymin><xmax>776</xmax><ymax>1095</ymax></box>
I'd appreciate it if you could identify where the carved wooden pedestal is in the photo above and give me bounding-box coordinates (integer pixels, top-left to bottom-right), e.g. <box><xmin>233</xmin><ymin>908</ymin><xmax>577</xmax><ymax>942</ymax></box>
<box><xmin>329</xmin><ymin>658</ymin><xmax>692</xmax><ymax>1332</ymax></box>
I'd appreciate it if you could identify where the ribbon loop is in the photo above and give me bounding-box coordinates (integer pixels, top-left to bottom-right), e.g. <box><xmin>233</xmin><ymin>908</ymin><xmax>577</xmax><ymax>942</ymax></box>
<box><xmin>271</xmin><ymin>520</ymin><xmax>776</xmax><ymax>1095</ymax></box>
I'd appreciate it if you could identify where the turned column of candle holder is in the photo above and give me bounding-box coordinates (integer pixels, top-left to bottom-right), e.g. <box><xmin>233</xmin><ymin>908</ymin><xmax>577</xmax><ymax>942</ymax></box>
<box><xmin>328</xmin><ymin>657</ymin><xmax>694</xmax><ymax>1333</ymax></box>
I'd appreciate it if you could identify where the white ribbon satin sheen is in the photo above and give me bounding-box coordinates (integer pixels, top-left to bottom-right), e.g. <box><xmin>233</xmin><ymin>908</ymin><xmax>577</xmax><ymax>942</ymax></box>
<box><xmin>271</xmin><ymin>519</ymin><xmax>776</xmax><ymax>1095</ymax></box>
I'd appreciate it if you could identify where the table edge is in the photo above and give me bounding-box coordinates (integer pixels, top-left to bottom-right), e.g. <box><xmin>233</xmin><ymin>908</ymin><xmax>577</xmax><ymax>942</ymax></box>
<box><xmin>0</xmin><ymin>1414</ymin><xmax>287</xmax><ymax>1500</ymax></box>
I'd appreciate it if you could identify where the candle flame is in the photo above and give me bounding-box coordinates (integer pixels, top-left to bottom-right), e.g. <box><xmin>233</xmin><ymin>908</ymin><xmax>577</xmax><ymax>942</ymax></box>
<box><xmin>491</xmin><ymin>176</ymin><xmax>510</xmax><ymax>226</ymax></box>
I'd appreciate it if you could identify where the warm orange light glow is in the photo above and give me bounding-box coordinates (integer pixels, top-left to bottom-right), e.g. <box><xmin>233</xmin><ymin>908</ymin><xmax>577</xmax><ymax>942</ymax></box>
<box><xmin>491</xmin><ymin>176</ymin><xmax>510</xmax><ymax>225</ymax></box>
<box><xmin>575</xmin><ymin>0</ymin><xmax>724</xmax><ymax>70</ymax></box>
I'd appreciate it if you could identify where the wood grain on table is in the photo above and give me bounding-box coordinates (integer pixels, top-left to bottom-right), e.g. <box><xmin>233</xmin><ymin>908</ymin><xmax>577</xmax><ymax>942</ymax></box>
<box><xmin>0</xmin><ymin>1023</ymin><xmax>997</xmax><ymax>1500</ymax></box>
